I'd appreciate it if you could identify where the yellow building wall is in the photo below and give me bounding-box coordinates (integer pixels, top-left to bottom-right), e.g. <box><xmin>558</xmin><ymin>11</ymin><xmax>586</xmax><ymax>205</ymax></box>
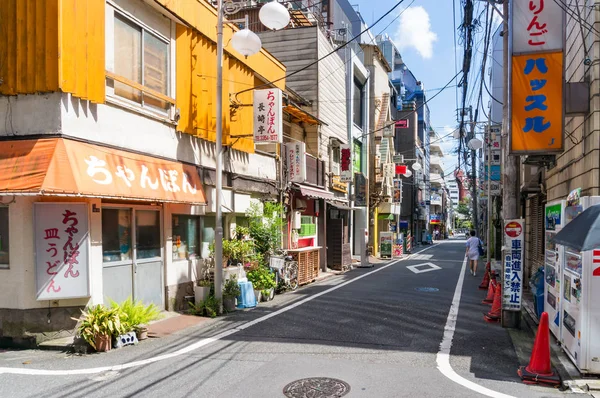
<box><xmin>0</xmin><ymin>0</ymin><xmax>105</xmax><ymax>103</ymax></box>
<box><xmin>0</xmin><ymin>0</ymin><xmax>285</xmax><ymax>154</ymax></box>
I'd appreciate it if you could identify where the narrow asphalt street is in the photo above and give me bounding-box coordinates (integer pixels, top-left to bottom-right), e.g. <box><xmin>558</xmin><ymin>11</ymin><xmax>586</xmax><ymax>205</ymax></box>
<box><xmin>0</xmin><ymin>241</ymin><xmax>569</xmax><ymax>397</ymax></box>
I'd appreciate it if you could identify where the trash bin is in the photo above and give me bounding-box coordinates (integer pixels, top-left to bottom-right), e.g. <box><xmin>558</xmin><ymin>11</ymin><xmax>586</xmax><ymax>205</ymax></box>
<box><xmin>529</xmin><ymin>267</ymin><xmax>545</xmax><ymax>318</ymax></box>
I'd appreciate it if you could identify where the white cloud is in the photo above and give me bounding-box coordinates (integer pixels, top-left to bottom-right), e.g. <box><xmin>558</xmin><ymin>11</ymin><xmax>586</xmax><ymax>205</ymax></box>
<box><xmin>394</xmin><ymin>6</ymin><xmax>438</xmax><ymax>59</ymax></box>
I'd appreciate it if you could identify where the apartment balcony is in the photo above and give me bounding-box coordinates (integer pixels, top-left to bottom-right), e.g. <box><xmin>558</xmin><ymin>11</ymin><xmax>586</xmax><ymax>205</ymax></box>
<box><xmin>430</xmin><ymin>155</ymin><xmax>444</xmax><ymax>168</ymax></box>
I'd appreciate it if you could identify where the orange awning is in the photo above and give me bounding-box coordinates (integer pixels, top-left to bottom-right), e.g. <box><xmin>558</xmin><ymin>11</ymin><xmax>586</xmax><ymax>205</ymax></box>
<box><xmin>0</xmin><ymin>138</ymin><xmax>206</xmax><ymax>204</ymax></box>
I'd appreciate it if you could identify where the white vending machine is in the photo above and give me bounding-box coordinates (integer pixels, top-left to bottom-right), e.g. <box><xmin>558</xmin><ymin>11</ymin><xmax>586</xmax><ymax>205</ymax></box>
<box><xmin>559</xmin><ymin>195</ymin><xmax>600</xmax><ymax>374</ymax></box>
<box><xmin>544</xmin><ymin>200</ymin><xmax>565</xmax><ymax>340</ymax></box>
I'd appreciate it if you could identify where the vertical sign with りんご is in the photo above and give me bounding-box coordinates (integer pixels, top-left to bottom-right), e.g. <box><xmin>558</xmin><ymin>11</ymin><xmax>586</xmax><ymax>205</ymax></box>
<box><xmin>340</xmin><ymin>144</ymin><xmax>353</xmax><ymax>182</ymax></box>
<box><xmin>35</xmin><ymin>203</ymin><xmax>90</xmax><ymax>300</ymax></box>
<box><xmin>253</xmin><ymin>89</ymin><xmax>282</xmax><ymax>143</ymax></box>
<box><xmin>510</xmin><ymin>0</ymin><xmax>564</xmax><ymax>154</ymax></box>
<box><xmin>502</xmin><ymin>219</ymin><xmax>525</xmax><ymax>311</ymax></box>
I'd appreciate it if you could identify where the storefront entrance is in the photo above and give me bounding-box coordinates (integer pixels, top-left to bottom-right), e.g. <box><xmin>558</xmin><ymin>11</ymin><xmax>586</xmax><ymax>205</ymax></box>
<box><xmin>101</xmin><ymin>205</ymin><xmax>163</xmax><ymax>307</ymax></box>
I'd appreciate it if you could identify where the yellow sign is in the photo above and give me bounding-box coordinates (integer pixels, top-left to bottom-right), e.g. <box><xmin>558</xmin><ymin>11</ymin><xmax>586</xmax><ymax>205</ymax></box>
<box><xmin>511</xmin><ymin>51</ymin><xmax>563</xmax><ymax>153</ymax></box>
<box><xmin>331</xmin><ymin>176</ymin><xmax>347</xmax><ymax>193</ymax></box>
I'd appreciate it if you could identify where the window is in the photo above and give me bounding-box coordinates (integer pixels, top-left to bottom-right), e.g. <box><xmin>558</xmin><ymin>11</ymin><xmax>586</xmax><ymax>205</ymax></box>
<box><xmin>109</xmin><ymin>11</ymin><xmax>171</xmax><ymax>114</ymax></box>
<box><xmin>102</xmin><ymin>208</ymin><xmax>132</xmax><ymax>263</ymax></box>
<box><xmin>0</xmin><ymin>207</ymin><xmax>8</xmax><ymax>268</ymax></box>
<box><xmin>172</xmin><ymin>215</ymin><xmax>200</xmax><ymax>261</ymax></box>
<box><xmin>353</xmin><ymin>78</ymin><xmax>365</xmax><ymax>128</ymax></box>
<box><xmin>136</xmin><ymin>210</ymin><xmax>161</xmax><ymax>259</ymax></box>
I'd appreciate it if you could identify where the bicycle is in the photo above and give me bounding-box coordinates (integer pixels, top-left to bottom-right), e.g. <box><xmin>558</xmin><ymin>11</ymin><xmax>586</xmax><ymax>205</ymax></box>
<box><xmin>269</xmin><ymin>251</ymin><xmax>299</xmax><ymax>291</ymax></box>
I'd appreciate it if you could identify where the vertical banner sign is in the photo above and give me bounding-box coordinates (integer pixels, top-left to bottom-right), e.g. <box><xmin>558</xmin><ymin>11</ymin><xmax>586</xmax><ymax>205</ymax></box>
<box><xmin>340</xmin><ymin>144</ymin><xmax>353</xmax><ymax>182</ymax></box>
<box><xmin>503</xmin><ymin>219</ymin><xmax>525</xmax><ymax>311</ymax></box>
<box><xmin>510</xmin><ymin>0</ymin><xmax>564</xmax><ymax>154</ymax></box>
<box><xmin>393</xmin><ymin>179</ymin><xmax>402</xmax><ymax>203</ymax></box>
<box><xmin>286</xmin><ymin>142</ymin><xmax>306</xmax><ymax>183</ymax></box>
<box><xmin>354</xmin><ymin>173</ymin><xmax>367</xmax><ymax>207</ymax></box>
<box><xmin>35</xmin><ymin>203</ymin><xmax>90</xmax><ymax>300</ymax></box>
<box><xmin>253</xmin><ymin>88</ymin><xmax>282</xmax><ymax>143</ymax></box>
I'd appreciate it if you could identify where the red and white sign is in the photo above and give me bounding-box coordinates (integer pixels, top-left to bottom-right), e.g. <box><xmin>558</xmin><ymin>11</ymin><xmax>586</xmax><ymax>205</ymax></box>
<box><xmin>395</xmin><ymin>119</ymin><xmax>409</xmax><ymax>129</ymax></box>
<box><xmin>593</xmin><ymin>250</ymin><xmax>600</xmax><ymax>276</ymax></box>
<box><xmin>253</xmin><ymin>88</ymin><xmax>282</xmax><ymax>143</ymax></box>
<box><xmin>35</xmin><ymin>203</ymin><xmax>90</xmax><ymax>300</ymax></box>
<box><xmin>340</xmin><ymin>144</ymin><xmax>353</xmax><ymax>183</ymax></box>
<box><xmin>395</xmin><ymin>165</ymin><xmax>407</xmax><ymax>175</ymax></box>
<box><xmin>504</xmin><ymin>221</ymin><xmax>523</xmax><ymax>238</ymax></box>
<box><xmin>512</xmin><ymin>0</ymin><xmax>564</xmax><ymax>54</ymax></box>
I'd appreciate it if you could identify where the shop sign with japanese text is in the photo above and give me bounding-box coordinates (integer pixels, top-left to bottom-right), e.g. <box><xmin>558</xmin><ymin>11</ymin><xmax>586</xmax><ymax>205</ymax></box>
<box><xmin>253</xmin><ymin>88</ymin><xmax>282</xmax><ymax>143</ymax></box>
<box><xmin>503</xmin><ymin>219</ymin><xmax>525</xmax><ymax>311</ymax></box>
<box><xmin>286</xmin><ymin>142</ymin><xmax>306</xmax><ymax>183</ymax></box>
<box><xmin>35</xmin><ymin>203</ymin><xmax>90</xmax><ymax>300</ymax></box>
<box><xmin>354</xmin><ymin>173</ymin><xmax>367</xmax><ymax>207</ymax></box>
<box><xmin>512</xmin><ymin>0</ymin><xmax>564</xmax><ymax>54</ymax></box>
<box><xmin>510</xmin><ymin>1</ymin><xmax>564</xmax><ymax>154</ymax></box>
<box><xmin>340</xmin><ymin>144</ymin><xmax>353</xmax><ymax>182</ymax></box>
<box><xmin>393</xmin><ymin>179</ymin><xmax>402</xmax><ymax>204</ymax></box>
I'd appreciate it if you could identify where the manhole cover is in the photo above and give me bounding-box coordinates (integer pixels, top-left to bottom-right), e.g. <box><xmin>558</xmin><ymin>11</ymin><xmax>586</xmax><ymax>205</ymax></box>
<box><xmin>283</xmin><ymin>377</ymin><xmax>351</xmax><ymax>398</ymax></box>
<box><xmin>415</xmin><ymin>287</ymin><xmax>439</xmax><ymax>292</ymax></box>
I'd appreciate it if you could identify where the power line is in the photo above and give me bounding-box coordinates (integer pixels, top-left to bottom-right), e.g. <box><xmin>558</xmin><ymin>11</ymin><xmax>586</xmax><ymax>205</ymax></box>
<box><xmin>233</xmin><ymin>0</ymin><xmax>409</xmax><ymax>99</ymax></box>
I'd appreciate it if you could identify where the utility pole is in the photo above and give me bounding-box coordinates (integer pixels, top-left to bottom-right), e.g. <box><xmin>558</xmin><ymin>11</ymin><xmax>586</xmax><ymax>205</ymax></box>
<box><xmin>501</xmin><ymin>0</ymin><xmax>520</xmax><ymax>329</ymax></box>
<box><xmin>468</xmin><ymin>107</ymin><xmax>479</xmax><ymax>233</ymax></box>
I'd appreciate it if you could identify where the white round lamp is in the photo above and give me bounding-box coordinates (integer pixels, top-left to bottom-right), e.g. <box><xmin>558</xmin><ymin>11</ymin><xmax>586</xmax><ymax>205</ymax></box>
<box><xmin>411</xmin><ymin>162</ymin><xmax>422</xmax><ymax>171</ymax></box>
<box><xmin>259</xmin><ymin>1</ymin><xmax>290</xmax><ymax>30</ymax></box>
<box><xmin>468</xmin><ymin>138</ymin><xmax>483</xmax><ymax>150</ymax></box>
<box><xmin>403</xmin><ymin>169</ymin><xmax>412</xmax><ymax>178</ymax></box>
<box><xmin>231</xmin><ymin>29</ymin><xmax>262</xmax><ymax>57</ymax></box>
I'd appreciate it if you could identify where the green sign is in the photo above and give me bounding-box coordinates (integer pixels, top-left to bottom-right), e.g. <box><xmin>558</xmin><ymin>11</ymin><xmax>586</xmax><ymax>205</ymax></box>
<box><xmin>380</xmin><ymin>232</ymin><xmax>393</xmax><ymax>257</ymax></box>
<box><xmin>545</xmin><ymin>203</ymin><xmax>562</xmax><ymax>231</ymax></box>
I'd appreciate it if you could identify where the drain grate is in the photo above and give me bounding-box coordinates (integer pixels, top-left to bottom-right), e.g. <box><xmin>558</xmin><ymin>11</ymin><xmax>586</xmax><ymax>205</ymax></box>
<box><xmin>283</xmin><ymin>377</ymin><xmax>351</xmax><ymax>398</ymax></box>
<box><xmin>415</xmin><ymin>287</ymin><xmax>439</xmax><ymax>292</ymax></box>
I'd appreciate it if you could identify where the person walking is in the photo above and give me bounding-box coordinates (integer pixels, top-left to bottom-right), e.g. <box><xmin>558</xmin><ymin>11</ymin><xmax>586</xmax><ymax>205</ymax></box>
<box><xmin>465</xmin><ymin>230</ymin><xmax>482</xmax><ymax>276</ymax></box>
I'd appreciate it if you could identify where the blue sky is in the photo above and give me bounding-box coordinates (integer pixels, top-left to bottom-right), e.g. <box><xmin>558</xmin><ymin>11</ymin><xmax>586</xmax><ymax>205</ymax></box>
<box><xmin>353</xmin><ymin>0</ymin><xmax>467</xmax><ymax>173</ymax></box>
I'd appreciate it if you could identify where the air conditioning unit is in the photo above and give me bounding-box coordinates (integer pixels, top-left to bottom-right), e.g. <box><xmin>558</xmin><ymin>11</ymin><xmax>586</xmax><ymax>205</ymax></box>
<box><xmin>295</xmin><ymin>198</ymin><xmax>307</xmax><ymax>211</ymax></box>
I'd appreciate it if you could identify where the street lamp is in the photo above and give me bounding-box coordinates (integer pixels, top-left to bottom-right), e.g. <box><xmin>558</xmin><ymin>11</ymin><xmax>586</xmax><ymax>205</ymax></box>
<box><xmin>214</xmin><ymin>0</ymin><xmax>290</xmax><ymax>309</ymax></box>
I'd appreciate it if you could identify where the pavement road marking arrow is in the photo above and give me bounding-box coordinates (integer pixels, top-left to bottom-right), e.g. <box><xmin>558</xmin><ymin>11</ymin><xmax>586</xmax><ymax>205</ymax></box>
<box><xmin>407</xmin><ymin>262</ymin><xmax>442</xmax><ymax>274</ymax></box>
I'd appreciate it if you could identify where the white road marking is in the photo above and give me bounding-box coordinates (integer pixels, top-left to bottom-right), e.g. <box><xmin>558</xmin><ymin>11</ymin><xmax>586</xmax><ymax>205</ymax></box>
<box><xmin>436</xmin><ymin>257</ymin><xmax>516</xmax><ymax>398</ymax></box>
<box><xmin>0</xmin><ymin>245</ymin><xmax>440</xmax><ymax>376</ymax></box>
<box><xmin>406</xmin><ymin>262</ymin><xmax>442</xmax><ymax>274</ymax></box>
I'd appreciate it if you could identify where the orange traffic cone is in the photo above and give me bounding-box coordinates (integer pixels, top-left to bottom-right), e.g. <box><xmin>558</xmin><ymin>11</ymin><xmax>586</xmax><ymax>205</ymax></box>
<box><xmin>478</xmin><ymin>262</ymin><xmax>491</xmax><ymax>290</ymax></box>
<box><xmin>517</xmin><ymin>312</ymin><xmax>561</xmax><ymax>386</ymax></box>
<box><xmin>481</xmin><ymin>279</ymin><xmax>496</xmax><ymax>304</ymax></box>
<box><xmin>483</xmin><ymin>282</ymin><xmax>501</xmax><ymax>322</ymax></box>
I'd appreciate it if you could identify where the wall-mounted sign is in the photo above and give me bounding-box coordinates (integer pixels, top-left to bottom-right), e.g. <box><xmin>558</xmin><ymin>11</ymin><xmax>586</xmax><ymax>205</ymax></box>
<box><xmin>286</xmin><ymin>142</ymin><xmax>306</xmax><ymax>183</ymax></box>
<box><xmin>331</xmin><ymin>175</ymin><xmax>347</xmax><ymax>193</ymax></box>
<box><xmin>253</xmin><ymin>88</ymin><xmax>282</xmax><ymax>143</ymax></box>
<box><xmin>395</xmin><ymin>165</ymin><xmax>407</xmax><ymax>175</ymax></box>
<box><xmin>383</xmin><ymin>123</ymin><xmax>395</xmax><ymax>137</ymax></box>
<box><xmin>393</xmin><ymin>179</ymin><xmax>402</xmax><ymax>204</ymax></box>
<box><xmin>545</xmin><ymin>203</ymin><xmax>562</xmax><ymax>231</ymax></box>
<box><xmin>354</xmin><ymin>173</ymin><xmax>367</xmax><ymax>207</ymax></box>
<box><xmin>510</xmin><ymin>2</ymin><xmax>564</xmax><ymax>154</ymax></box>
<box><xmin>503</xmin><ymin>219</ymin><xmax>525</xmax><ymax>311</ymax></box>
<box><xmin>395</xmin><ymin>119</ymin><xmax>409</xmax><ymax>129</ymax></box>
<box><xmin>393</xmin><ymin>154</ymin><xmax>404</xmax><ymax>164</ymax></box>
<box><xmin>383</xmin><ymin>163</ymin><xmax>394</xmax><ymax>179</ymax></box>
<box><xmin>484</xmin><ymin>165</ymin><xmax>501</xmax><ymax>181</ymax></box>
<box><xmin>35</xmin><ymin>203</ymin><xmax>90</xmax><ymax>300</ymax></box>
<box><xmin>512</xmin><ymin>0</ymin><xmax>564</xmax><ymax>53</ymax></box>
<box><xmin>340</xmin><ymin>144</ymin><xmax>352</xmax><ymax>182</ymax></box>
<box><xmin>430</xmin><ymin>214</ymin><xmax>442</xmax><ymax>224</ymax></box>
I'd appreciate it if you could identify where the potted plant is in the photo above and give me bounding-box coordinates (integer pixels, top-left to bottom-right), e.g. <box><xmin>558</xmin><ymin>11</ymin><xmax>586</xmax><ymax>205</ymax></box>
<box><xmin>223</xmin><ymin>276</ymin><xmax>241</xmax><ymax>312</ymax></box>
<box><xmin>110</xmin><ymin>297</ymin><xmax>162</xmax><ymax>341</ymax></box>
<box><xmin>247</xmin><ymin>266</ymin><xmax>276</xmax><ymax>303</ymax></box>
<box><xmin>195</xmin><ymin>279</ymin><xmax>212</xmax><ymax>306</ymax></box>
<box><xmin>73</xmin><ymin>304</ymin><xmax>125</xmax><ymax>352</ymax></box>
